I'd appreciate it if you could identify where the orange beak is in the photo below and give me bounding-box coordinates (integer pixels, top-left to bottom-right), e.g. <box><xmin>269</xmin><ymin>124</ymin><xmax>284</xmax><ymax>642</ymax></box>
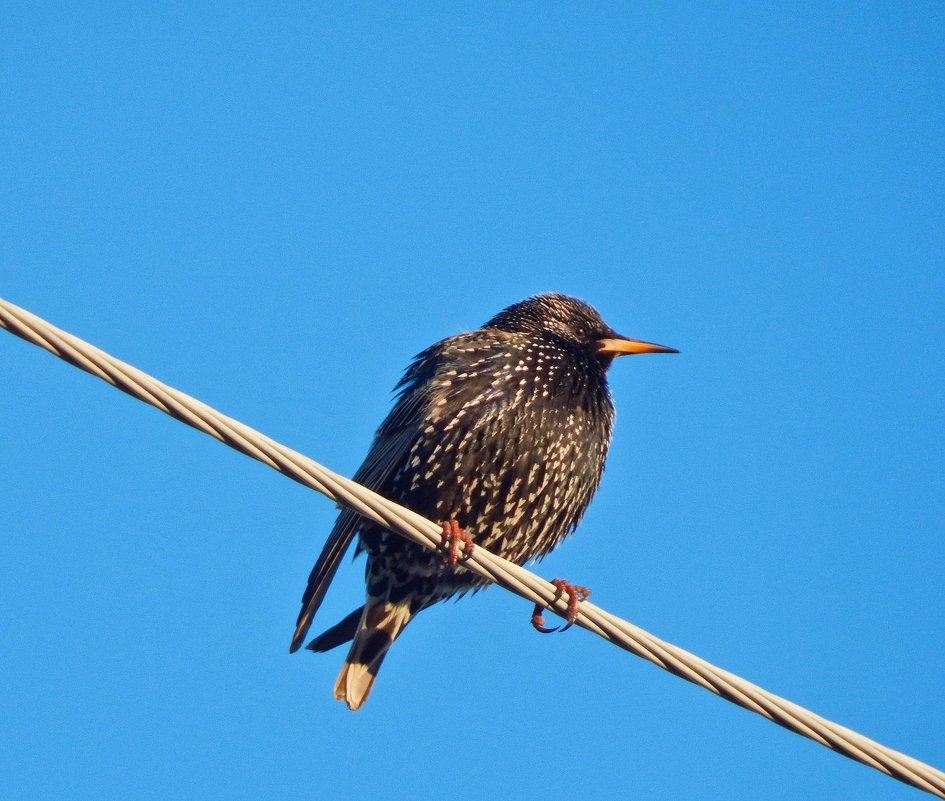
<box><xmin>598</xmin><ymin>336</ymin><xmax>679</xmax><ymax>356</ymax></box>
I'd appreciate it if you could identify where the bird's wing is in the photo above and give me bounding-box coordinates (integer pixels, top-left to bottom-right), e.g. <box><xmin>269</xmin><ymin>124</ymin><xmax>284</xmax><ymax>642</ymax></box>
<box><xmin>289</xmin><ymin>424</ymin><xmax>418</xmax><ymax>652</ymax></box>
<box><xmin>289</xmin><ymin>509</ymin><xmax>360</xmax><ymax>653</ymax></box>
<box><xmin>289</xmin><ymin>366</ymin><xmax>436</xmax><ymax>653</ymax></box>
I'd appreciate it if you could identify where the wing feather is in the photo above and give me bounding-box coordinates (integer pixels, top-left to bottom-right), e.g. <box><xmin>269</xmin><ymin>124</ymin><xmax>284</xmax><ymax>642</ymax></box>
<box><xmin>289</xmin><ymin>349</ymin><xmax>442</xmax><ymax>652</ymax></box>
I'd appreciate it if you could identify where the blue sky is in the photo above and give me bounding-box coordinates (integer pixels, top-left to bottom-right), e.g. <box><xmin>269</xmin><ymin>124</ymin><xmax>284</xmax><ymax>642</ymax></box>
<box><xmin>2</xmin><ymin>3</ymin><xmax>943</xmax><ymax>799</ymax></box>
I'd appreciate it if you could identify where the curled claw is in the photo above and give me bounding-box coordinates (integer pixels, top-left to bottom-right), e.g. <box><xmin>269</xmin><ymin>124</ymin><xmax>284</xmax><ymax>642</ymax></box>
<box><xmin>439</xmin><ymin>519</ymin><xmax>474</xmax><ymax>568</ymax></box>
<box><xmin>530</xmin><ymin>578</ymin><xmax>591</xmax><ymax>634</ymax></box>
<box><xmin>530</xmin><ymin>603</ymin><xmax>561</xmax><ymax>633</ymax></box>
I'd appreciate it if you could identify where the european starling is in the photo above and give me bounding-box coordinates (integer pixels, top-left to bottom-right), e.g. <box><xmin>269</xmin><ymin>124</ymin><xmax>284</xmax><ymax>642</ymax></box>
<box><xmin>290</xmin><ymin>293</ymin><xmax>676</xmax><ymax>709</ymax></box>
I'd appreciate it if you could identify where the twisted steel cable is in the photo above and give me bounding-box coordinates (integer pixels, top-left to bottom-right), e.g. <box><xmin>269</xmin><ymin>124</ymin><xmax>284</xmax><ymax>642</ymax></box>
<box><xmin>1</xmin><ymin>295</ymin><xmax>942</xmax><ymax>798</ymax></box>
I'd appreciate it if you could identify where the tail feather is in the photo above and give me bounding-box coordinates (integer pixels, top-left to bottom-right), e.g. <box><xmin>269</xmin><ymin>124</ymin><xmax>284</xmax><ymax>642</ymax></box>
<box><xmin>305</xmin><ymin>606</ymin><xmax>364</xmax><ymax>653</ymax></box>
<box><xmin>334</xmin><ymin>600</ymin><xmax>414</xmax><ymax>711</ymax></box>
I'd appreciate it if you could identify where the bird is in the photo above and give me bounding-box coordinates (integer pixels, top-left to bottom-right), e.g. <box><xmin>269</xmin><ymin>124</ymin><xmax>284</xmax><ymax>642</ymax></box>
<box><xmin>290</xmin><ymin>292</ymin><xmax>677</xmax><ymax>710</ymax></box>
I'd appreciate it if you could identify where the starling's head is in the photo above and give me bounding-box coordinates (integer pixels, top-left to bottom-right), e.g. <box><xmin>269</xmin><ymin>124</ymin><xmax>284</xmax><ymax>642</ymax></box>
<box><xmin>484</xmin><ymin>293</ymin><xmax>677</xmax><ymax>363</ymax></box>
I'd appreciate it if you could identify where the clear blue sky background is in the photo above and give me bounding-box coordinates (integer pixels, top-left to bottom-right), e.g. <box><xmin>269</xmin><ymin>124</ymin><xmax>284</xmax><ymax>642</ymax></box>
<box><xmin>2</xmin><ymin>4</ymin><xmax>943</xmax><ymax>800</ymax></box>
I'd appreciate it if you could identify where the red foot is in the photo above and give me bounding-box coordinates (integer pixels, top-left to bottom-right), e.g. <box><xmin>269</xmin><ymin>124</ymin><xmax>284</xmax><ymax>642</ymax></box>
<box><xmin>439</xmin><ymin>519</ymin><xmax>474</xmax><ymax>567</ymax></box>
<box><xmin>531</xmin><ymin>578</ymin><xmax>592</xmax><ymax>633</ymax></box>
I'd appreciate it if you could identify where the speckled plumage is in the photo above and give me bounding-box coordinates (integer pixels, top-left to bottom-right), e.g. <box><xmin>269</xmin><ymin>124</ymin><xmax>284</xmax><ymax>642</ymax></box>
<box><xmin>290</xmin><ymin>293</ymin><xmax>675</xmax><ymax>709</ymax></box>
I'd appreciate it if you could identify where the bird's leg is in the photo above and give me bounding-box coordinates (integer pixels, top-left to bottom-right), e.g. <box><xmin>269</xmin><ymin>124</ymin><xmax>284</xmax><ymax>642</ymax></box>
<box><xmin>438</xmin><ymin>519</ymin><xmax>475</xmax><ymax>568</ymax></box>
<box><xmin>531</xmin><ymin>578</ymin><xmax>592</xmax><ymax>633</ymax></box>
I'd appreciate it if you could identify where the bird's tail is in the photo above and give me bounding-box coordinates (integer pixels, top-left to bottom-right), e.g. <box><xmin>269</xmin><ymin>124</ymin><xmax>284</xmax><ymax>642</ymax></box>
<box><xmin>333</xmin><ymin>599</ymin><xmax>414</xmax><ymax>711</ymax></box>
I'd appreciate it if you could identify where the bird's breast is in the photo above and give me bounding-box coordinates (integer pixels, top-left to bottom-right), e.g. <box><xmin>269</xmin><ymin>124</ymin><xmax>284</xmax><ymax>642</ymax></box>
<box><xmin>383</xmin><ymin>359</ymin><xmax>614</xmax><ymax>563</ymax></box>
